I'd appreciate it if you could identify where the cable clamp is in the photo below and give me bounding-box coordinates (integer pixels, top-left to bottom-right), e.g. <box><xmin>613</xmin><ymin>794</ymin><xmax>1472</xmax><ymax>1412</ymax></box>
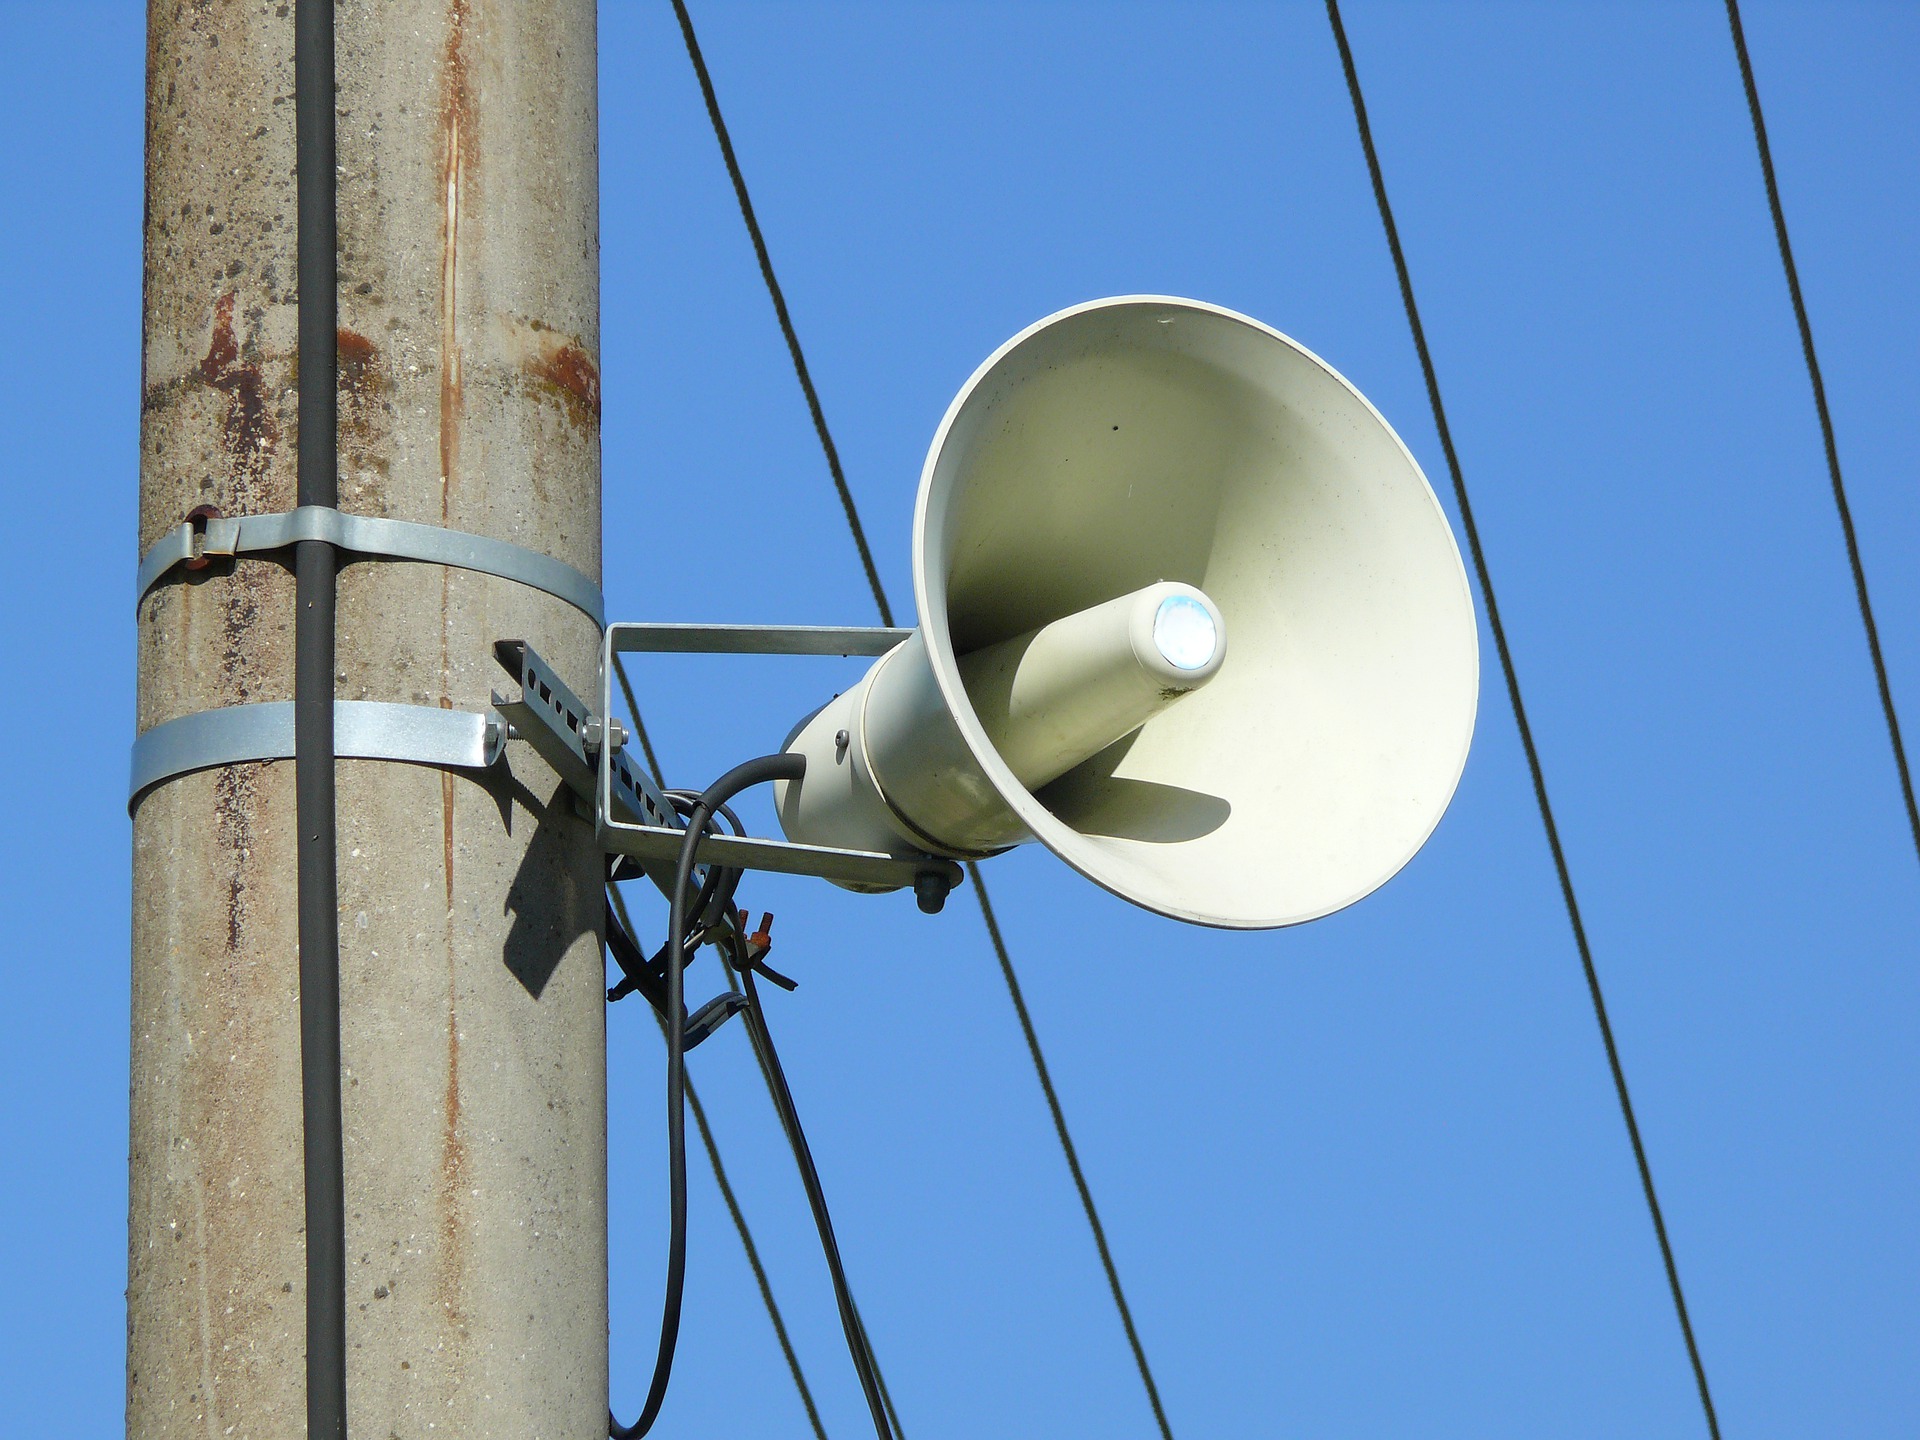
<box><xmin>136</xmin><ymin>505</ymin><xmax>605</xmax><ymax>626</ymax></box>
<box><xmin>129</xmin><ymin>699</ymin><xmax>504</xmax><ymax>812</ymax></box>
<box><xmin>738</xmin><ymin>910</ymin><xmax>799</xmax><ymax>991</ymax></box>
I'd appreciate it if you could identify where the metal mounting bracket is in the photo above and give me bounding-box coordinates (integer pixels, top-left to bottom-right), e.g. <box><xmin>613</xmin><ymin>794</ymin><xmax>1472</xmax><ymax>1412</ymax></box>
<box><xmin>128</xmin><ymin>700</ymin><xmax>504</xmax><ymax>812</ymax></box>
<box><xmin>599</xmin><ymin>624</ymin><xmax>961</xmax><ymax>895</ymax></box>
<box><xmin>491</xmin><ymin>639</ymin><xmax>699</xmax><ymax>904</ymax></box>
<box><xmin>137</xmin><ymin>505</ymin><xmax>606</xmax><ymax>626</ymax></box>
<box><xmin>489</xmin><ymin>628</ymin><xmax>962</xmax><ymax>898</ymax></box>
<box><xmin>491</xmin><ymin>639</ymin><xmax>682</xmax><ymax>833</ymax></box>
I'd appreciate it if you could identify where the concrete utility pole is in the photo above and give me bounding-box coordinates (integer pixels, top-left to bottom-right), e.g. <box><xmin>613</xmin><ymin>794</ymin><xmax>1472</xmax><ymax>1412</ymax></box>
<box><xmin>133</xmin><ymin>4</ymin><xmax>606</xmax><ymax>1435</ymax></box>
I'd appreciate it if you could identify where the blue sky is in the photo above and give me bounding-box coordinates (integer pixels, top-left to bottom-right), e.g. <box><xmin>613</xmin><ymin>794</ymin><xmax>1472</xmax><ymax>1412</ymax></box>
<box><xmin>3</xmin><ymin>2</ymin><xmax>1916</xmax><ymax>1435</ymax></box>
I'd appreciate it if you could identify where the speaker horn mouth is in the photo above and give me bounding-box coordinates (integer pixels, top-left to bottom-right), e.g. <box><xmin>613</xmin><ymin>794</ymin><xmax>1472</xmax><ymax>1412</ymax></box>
<box><xmin>912</xmin><ymin>296</ymin><xmax>1479</xmax><ymax>929</ymax></box>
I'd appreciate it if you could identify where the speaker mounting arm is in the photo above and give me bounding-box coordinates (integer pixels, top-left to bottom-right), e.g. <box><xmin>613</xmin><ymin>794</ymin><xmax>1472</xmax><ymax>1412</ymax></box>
<box><xmin>605</xmin><ymin>623</ymin><xmax>914</xmax><ymax>658</ymax></box>
<box><xmin>490</xmin><ymin>631</ymin><xmax>963</xmax><ymax>904</ymax></box>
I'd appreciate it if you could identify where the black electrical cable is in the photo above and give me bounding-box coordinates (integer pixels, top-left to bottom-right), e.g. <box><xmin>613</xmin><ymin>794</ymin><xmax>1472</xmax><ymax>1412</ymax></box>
<box><xmin>735</xmin><ymin>942</ymin><xmax>897</xmax><ymax>1440</ymax></box>
<box><xmin>293</xmin><ymin>2</ymin><xmax>346</xmax><ymax>1437</ymax></box>
<box><xmin>1322</xmin><ymin>5</ymin><xmax>1721</xmax><ymax>1436</ymax></box>
<box><xmin>664</xmin><ymin>789</ymin><xmax>749</xmax><ymax>928</ymax></box>
<box><xmin>607</xmin><ymin>663</ymin><xmax>847</xmax><ymax>1436</ymax></box>
<box><xmin>604</xmin><ymin>774</ymin><xmax>895</xmax><ymax>1438</ymax></box>
<box><xmin>1723</xmin><ymin>0</ymin><xmax>1920</xmax><ymax>868</ymax></box>
<box><xmin>608</xmin><ymin>887</ymin><xmax>833</xmax><ymax>1440</ymax></box>
<box><xmin>611</xmin><ymin>753</ymin><xmax>807</xmax><ymax>1440</ymax></box>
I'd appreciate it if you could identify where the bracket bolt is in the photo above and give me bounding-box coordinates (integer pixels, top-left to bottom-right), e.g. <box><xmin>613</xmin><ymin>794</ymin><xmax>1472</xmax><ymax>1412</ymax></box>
<box><xmin>583</xmin><ymin>715</ymin><xmax>627</xmax><ymax>759</ymax></box>
<box><xmin>914</xmin><ymin>869</ymin><xmax>955</xmax><ymax>915</ymax></box>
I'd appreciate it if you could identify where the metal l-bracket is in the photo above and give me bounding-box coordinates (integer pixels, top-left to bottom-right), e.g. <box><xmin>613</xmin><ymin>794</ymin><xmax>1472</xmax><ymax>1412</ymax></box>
<box><xmin>595</xmin><ymin>624</ymin><xmax>962</xmax><ymax>896</ymax></box>
<box><xmin>607</xmin><ymin>622</ymin><xmax>913</xmax><ymax>657</ymax></box>
<box><xmin>489</xmin><ymin>633</ymin><xmax>961</xmax><ymax>896</ymax></box>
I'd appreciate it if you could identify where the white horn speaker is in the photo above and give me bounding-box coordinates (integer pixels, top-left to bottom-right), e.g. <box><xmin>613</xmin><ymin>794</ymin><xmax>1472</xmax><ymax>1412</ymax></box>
<box><xmin>776</xmin><ymin>296</ymin><xmax>1478</xmax><ymax>928</ymax></box>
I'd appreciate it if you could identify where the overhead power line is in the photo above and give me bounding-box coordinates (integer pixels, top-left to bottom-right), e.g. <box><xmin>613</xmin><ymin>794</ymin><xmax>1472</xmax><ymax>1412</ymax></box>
<box><xmin>683</xmin><ymin>1075</ymin><xmax>831</xmax><ymax>1440</ymax></box>
<box><xmin>668</xmin><ymin>0</ymin><xmax>893</xmax><ymax>626</ymax></box>
<box><xmin>667</xmin><ymin>4</ymin><xmax>1176</xmax><ymax>1435</ymax></box>
<box><xmin>1322</xmin><ymin>3</ymin><xmax>1723</xmax><ymax>1436</ymax></box>
<box><xmin>968</xmin><ymin>869</ymin><xmax>1177</xmax><ymax>1440</ymax></box>
<box><xmin>1722</xmin><ymin>0</ymin><xmax>1920</xmax><ymax>868</ymax></box>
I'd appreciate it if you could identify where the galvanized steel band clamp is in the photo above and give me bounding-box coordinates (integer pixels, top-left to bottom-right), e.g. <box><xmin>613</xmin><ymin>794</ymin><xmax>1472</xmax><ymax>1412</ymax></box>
<box><xmin>128</xmin><ymin>700</ymin><xmax>504</xmax><ymax>812</ymax></box>
<box><xmin>136</xmin><ymin>505</ymin><xmax>605</xmax><ymax>627</ymax></box>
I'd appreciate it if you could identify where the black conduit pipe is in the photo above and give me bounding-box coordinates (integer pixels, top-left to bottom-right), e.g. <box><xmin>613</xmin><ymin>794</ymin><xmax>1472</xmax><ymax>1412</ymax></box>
<box><xmin>294</xmin><ymin>1</ymin><xmax>346</xmax><ymax>1435</ymax></box>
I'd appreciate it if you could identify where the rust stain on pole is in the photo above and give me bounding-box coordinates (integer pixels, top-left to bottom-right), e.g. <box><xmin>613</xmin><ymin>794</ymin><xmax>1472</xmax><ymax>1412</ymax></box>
<box><xmin>436</xmin><ymin>0</ymin><xmax>476</xmax><ymax>927</ymax></box>
<box><xmin>437</xmin><ymin>983</ymin><xmax>470</xmax><ymax>1331</ymax></box>
<box><xmin>334</xmin><ymin>328</ymin><xmax>383</xmax><ymax>412</ymax></box>
<box><xmin>195</xmin><ymin>291</ymin><xmax>279</xmax><ymax>480</ymax></box>
<box><xmin>434</xmin><ymin>5</ymin><xmax>477</xmax><ymax>1364</ymax></box>
<box><xmin>524</xmin><ymin>337</ymin><xmax>602</xmax><ymax>430</ymax></box>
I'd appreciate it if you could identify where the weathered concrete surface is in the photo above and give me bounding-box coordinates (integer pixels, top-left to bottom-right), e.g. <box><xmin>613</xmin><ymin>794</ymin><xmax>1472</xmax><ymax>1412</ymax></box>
<box><xmin>133</xmin><ymin>3</ymin><xmax>605</xmax><ymax>1435</ymax></box>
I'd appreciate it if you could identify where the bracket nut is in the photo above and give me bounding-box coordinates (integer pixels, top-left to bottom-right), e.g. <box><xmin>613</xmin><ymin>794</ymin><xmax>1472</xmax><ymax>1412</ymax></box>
<box><xmin>581</xmin><ymin>715</ymin><xmax>626</xmax><ymax>758</ymax></box>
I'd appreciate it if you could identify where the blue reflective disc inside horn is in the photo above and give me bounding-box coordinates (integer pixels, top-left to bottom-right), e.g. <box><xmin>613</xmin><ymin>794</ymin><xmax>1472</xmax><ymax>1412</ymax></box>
<box><xmin>1152</xmin><ymin>594</ymin><xmax>1218</xmax><ymax>671</ymax></box>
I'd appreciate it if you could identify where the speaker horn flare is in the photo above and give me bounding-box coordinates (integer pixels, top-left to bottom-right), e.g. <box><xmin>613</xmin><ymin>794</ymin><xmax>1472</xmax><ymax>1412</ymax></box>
<box><xmin>775</xmin><ymin>296</ymin><xmax>1478</xmax><ymax>929</ymax></box>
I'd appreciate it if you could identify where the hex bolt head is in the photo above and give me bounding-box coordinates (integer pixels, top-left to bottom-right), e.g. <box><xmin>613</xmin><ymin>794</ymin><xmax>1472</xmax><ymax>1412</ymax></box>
<box><xmin>914</xmin><ymin>869</ymin><xmax>953</xmax><ymax>915</ymax></box>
